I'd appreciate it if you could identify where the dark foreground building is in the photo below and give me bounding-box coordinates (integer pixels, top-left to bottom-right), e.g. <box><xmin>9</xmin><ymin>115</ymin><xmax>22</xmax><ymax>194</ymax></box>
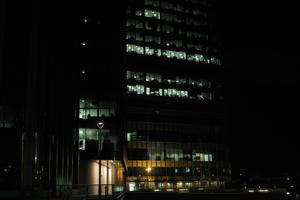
<box><xmin>0</xmin><ymin>0</ymin><xmax>230</xmax><ymax>195</ymax></box>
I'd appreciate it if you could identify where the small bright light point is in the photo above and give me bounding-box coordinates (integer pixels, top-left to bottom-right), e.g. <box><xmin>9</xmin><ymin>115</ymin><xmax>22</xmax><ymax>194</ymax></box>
<box><xmin>286</xmin><ymin>192</ymin><xmax>291</xmax><ymax>195</ymax></box>
<box><xmin>97</xmin><ymin>122</ymin><xmax>104</xmax><ymax>129</ymax></box>
<box><xmin>81</xmin><ymin>69</ymin><xmax>86</xmax><ymax>74</ymax></box>
<box><xmin>248</xmin><ymin>189</ymin><xmax>255</xmax><ymax>193</ymax></box>
<box><xmin>145</xmin><ymin>167</ymin><xmax>152</xmax><ymax>172</ymax></box>
<box><xmin>81</xmin><ymin>41</ymin><xmax>87</xmax><ymax>46</ymax></box>
<box><xmin>83</xmin><ymin>17</ymin><xmax>88</xmax><ymax>23</ymax></box>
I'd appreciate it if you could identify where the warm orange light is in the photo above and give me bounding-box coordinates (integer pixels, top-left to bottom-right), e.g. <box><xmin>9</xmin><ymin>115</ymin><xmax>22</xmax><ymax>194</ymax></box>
<box><xmin>146</xmin><ymin>167</ymin><xmax>152</xmax><ymax>173</ymax></box>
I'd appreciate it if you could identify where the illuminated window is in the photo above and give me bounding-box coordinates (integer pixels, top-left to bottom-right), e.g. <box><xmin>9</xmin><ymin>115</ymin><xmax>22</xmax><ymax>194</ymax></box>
<box><xmin>166</xmin><ymin>149</ymin><xmax>175</xmax><ymax>161</ymax></box>
<box><xmin>127</xmin><ymin>132</ymin><xmax>137</xmax><ymax>141</ymax></box>
<box><xmin>175</xmin><ymin>168</ymin><xmax>179</xmax><ymax>174</ymax></box>
<box><xmin>126</xmin><ymin>44</ymin><xmax>144</xmax><ymax>54</ymax></box>
<box><xmin>145</xmin><ymin>46</ymin><xmax>161</xmax><ymax>56</ymax></box>
<box><xmin>79</xmin><ymin>98</ymin><xmax>116</xmax><ymax>118</ymax></box>
<box><xmin>146</xmin><ymin>87</ymin><xmax>150</xmax><ymax>95</ymax></box>
<box><xmin>164</xmin><ymin>77</ymin><xmax>175</xmax><ymax>84</ymax></box>
<box><xmin>196</xmin><ymin>92</ymin><xmax>212</xmax><ymax>100</ymax></box>
<box><xmin>78</xmin><ymin>128</ymin><xmax>110</xmax><ymax>150</ymax></box>
<box><xmin>192</xmin><ymin>151</ymin><xmax>201</xmax><ymax>161</ymax></box>
<box><xmin>204</xmin><ymin>154</ymin><xmax>209</xmax><ymax>162</ymax></box>
<box><xmin>79</xmin><ymin>128</ymin><xmax>98</xmax><ymax>140</ymax></box>
<box><xmin>127</xmin><ymin>85</ymin><xmax>145</xmax><ymax>95</ymax></box>
<box><xmin>208</xmin><ymin>154</ymin><xmax>213</xmax><ymax>162</ymax></box>
<box><xmin>145</xmin><ymin>73</ymin><xmax>162</xmax><ymax>83</ymax></box>
<box><xmin>200</xmin><ymin>153</ymin><xmax>204</xmax><ymax>161</ymax></box>
<box><xmin>187</xmin><ymin>54</ymin><xmax>204</xmax><ymax>62</ymax></box>
<box><xmin>146</xmin><ymin>87</ymin><xmax>163</xmax><ymax>96</ymax></box>
<box><xmin>185</xmin><ymin>167</ymin><xmax>191</xmax><ymax>173</ymax></box>
<box><xmin>101</xmin><ymin>101</ymin><xmax>116</xmax><ymax>117</ymax></box>
<box><xmin>210</xmin><ymin>57</ymin><xmax>221</xmax><ymax>65</ymax></box>
<box><xmin>79</xmin><ymin>98</ymin><xmax>97</xmax><ymax>119</ymax></box>
<box><xmin>162</xmin><ymin>50</ymin><xmax>186</xmax><ymax>60</ymax></box>
<box><xmin>126</xmin><ymin>32</ymin><xmax>143</xmax><ymax>41</ymax></box>
<box><xmin>145</xmin><ymin>35</ymin><xmax>161</xmax><ymax>44</ymax></box>
<box><xmin>127</xmin><ymin>71</ymin><xmax>144</xmax><ymax>81</ymax></box>
<box><xmin>144</xmin><ymin>9</ymin><xmax>160</xmax><ymax>19</ymax></box>
<box><xmin>192</xmin><ymin>151</ymin><xmax>213</xmax><ymax>162</ymax></box>
<box><xmin>176</xmin><ymin>77</ymin><xmax>187</xmax><ymax>85</ymax></box>
<box><xmin>135</xmin><ymin>10</ymin><xmax>143</xmax><ymax>16</ymax></box>
<box><xmin>164</xmin><ymin>76</ymin><xmax>186</xmax><ymax>85</ymax></box>
<box><xmin>163</xmin><ymin>88</ymin><xmax>188</xmax><ymax>98</ymax></box>
<box><xmin>79</xmin><ymin>108</ymin><xmax>97</xmax><ymax>119</ymax></box>
<box><xmin>189</xmin><ymin>78</ymin><xmax>211</xmax><ymax>88</ymax></box>
<box><xmin>165</xmin><ymin>39</ymin><xmax>183</xmax><ymax>47</ymax></box>
<box><xmin>204</xmin><ymin>56</ymin><xmax>210</xmax><ymax>64</ymax></box>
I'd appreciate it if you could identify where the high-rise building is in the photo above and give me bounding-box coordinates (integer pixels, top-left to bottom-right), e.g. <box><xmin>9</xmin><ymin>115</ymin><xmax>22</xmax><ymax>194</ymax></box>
<box><xmin>123</xmin><ymin>0</ymin><xmax>230</xmax><ymax>191</ymax></box>
<box><xmin>0</xmin><ymin>0</ymin><xmax>230</xmax><ymax>194</ymax></box>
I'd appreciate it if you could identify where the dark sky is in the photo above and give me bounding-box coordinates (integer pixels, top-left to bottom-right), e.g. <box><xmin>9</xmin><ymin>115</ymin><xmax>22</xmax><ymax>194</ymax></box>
<box><xmin>217</xmin><ymin>1</ymin><xmax>300</xmax><ymax>176</ymax></box>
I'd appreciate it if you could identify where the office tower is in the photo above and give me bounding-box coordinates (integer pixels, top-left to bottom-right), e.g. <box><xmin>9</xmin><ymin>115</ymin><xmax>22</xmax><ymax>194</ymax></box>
<box><xmin>124</xmin><ymin>0</ymin><xmax>230</xmax><ymax>191</ymax></box>
<box><xmin>0</xmin><ymin>0</ymin><xmax>229</xmax><ymax>194</ymax></box>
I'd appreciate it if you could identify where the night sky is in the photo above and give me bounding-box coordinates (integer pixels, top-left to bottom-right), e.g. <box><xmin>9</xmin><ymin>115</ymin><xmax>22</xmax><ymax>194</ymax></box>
<box><xmin>217</xmin><ymin>1</ymin><xmax>300</xmax><ymax>176</ymax></box>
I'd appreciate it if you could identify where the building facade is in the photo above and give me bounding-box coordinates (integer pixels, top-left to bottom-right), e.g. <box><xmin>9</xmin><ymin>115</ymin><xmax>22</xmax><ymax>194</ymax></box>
<box><xmin>0</xmin><ymin>0</ymin><xmax>229</xmax><ymax>195</ymax></box>
<box><xmin>124</xmin><ymin>0</ymin><xmax>230</xmax><ymax>191</ymax></box>
<box><xmin>74</xmin><ymin>1</ymin><xmax>126</xmax><ymax>195</ymax></box>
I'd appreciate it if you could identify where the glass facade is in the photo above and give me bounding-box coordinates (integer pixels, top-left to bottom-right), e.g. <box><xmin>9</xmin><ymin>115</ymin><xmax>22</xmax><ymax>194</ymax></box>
<box><xmin>126</xmin><ymin>70</ymin><xmax>212</xmax><ymax>101</ymax></box>
<box><xmin>127</xmin><ymin>148</ymin><xmax>213</xmax><ymax>162</ymax></box>
<box><xmin>125</xmin><ymin>0</ymin><xmax>221</xmax><ymax>65</ymax></box>
<box><xmin>125</xmin><ymin>118</ymin><xmax>230</xmax><ymax>188</ymax></box>
<box><xmin>124</xmin><ymin>0</ymin><xmax>229</xmax><ymax>191</ymax></box>
<box><xmin>78</xmin><ymin>128</ymin><xmax>110</xmax><ymax>151</ymax></box>
<box><xmin>79</xmin><ymin>98</ymin><xmax>116</xmax><ymax>119</ymax></box>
